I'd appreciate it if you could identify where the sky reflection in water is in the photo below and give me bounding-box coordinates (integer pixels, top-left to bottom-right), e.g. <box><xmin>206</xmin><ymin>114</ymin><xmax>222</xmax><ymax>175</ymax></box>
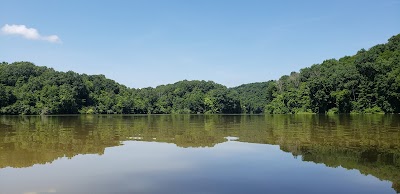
<box><xmin>0</xmin><ymin>115</ymin><xmax>399</xmax><ymax>194</ymax></box>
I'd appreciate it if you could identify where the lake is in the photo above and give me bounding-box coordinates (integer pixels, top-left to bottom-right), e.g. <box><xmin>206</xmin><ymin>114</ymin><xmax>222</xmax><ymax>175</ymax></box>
<box><xmin>0</xmin><ymin>115</ymin><xmax>399</xmax><ymax>194</ymax></box>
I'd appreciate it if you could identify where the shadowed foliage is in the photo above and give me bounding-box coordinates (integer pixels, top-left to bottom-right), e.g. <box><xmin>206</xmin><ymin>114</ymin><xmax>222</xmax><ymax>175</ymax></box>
<box><xmin>1</xmin><ymin>34</ymin><xmax>399</xmax><ymax>114</ymax></box>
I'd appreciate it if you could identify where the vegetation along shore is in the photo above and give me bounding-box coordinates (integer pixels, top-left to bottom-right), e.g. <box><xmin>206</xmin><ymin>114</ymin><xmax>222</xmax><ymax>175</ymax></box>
<box><xmin>1</xmin><ymin>34</ymin><xmax>399</xmax><ymax>115</ymax></box>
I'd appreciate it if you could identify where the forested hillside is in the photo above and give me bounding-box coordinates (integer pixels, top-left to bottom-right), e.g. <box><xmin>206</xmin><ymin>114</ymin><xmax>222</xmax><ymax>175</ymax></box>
<box><xmin>0</xmin><ymin>63</ymin><xmax>240</xmax><ymax>114</ymax></box>
<box><xmin>235</xmin><ymin>33</ymin><xmax>400</xmax><ymax>114</ymax></box>
<box><xmin>273</xmin><ymin>34</ymin><xmax>400</xmax><ymax>114</ymax></box>
<box><xmin>1</xmin><ymin>34</ymin><xmax>399</xmax><ymax>114</ymax></box>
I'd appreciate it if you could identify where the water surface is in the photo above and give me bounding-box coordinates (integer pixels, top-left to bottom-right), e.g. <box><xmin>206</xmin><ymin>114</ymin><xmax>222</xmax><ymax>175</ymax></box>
<box><xmin>0</xmin><ymin>115</ymin><xmax>399</xmax><ymax>194</ymax></box>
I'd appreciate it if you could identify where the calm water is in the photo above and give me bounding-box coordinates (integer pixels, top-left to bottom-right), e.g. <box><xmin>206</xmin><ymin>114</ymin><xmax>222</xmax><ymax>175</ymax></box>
<box><xmin>0</xmin><ymin>115</ymin><xmax>399</xmax><ymax>194</ymax></box>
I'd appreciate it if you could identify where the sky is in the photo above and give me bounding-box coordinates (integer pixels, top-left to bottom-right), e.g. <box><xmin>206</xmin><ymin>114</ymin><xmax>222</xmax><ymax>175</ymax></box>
<box><xmin>1</xmin><ymin>0</ymin><xmax>400</xmax><ymax>88</ymax></box>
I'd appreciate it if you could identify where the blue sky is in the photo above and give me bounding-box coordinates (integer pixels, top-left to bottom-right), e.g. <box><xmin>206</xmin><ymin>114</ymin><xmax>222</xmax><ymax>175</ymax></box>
<box><xmin>1</xmin><ymin>0</ymin><xmax>399</xmax><ymax>88</ymax></box>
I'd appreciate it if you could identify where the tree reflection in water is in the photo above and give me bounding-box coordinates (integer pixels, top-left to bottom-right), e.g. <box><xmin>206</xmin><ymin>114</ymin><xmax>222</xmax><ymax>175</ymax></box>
<box><xmin>0</xmin><ymin>115</ymin><xmax>399</xmax><ymax>192</ymax></box>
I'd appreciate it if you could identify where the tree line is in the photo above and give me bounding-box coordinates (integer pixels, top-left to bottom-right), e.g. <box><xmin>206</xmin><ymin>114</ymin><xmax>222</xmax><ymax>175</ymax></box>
<box><xmin>0</xmin><ymin>63</ymin><xmax>241</xmax><ymax>114</ymax></box>
<box><xmin>0</xmin><ymin>34</ymin><xmax>399</xmax><ymax>114</ymax></box>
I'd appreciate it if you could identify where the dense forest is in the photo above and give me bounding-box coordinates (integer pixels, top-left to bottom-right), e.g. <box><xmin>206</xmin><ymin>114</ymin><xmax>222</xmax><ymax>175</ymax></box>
<box><xmin>0</xmin><ymin>34</ymin><xmax>399</xmax><ymax>115</ymax></box>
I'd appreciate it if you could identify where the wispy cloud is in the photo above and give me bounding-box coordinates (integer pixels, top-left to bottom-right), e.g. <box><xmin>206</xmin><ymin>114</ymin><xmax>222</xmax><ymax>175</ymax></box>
<box><xmin>1</xmin><ymin>24</ymin><xmax>61</xmax><ymax>43</ymax></box>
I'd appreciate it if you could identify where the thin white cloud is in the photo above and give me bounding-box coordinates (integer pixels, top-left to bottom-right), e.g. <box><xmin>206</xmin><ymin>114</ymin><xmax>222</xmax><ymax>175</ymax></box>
<box><xmin>1</xmin><ymin>24</ymin><xmax>61</xmax><ymax>43</ymax></box>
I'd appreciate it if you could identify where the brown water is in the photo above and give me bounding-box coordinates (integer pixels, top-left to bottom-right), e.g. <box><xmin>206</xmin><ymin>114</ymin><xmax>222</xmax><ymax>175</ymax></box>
<box><xmin>0</xmin><ymin>115</ymin><xmax>399</xmax><ymax>194</ymax></box>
